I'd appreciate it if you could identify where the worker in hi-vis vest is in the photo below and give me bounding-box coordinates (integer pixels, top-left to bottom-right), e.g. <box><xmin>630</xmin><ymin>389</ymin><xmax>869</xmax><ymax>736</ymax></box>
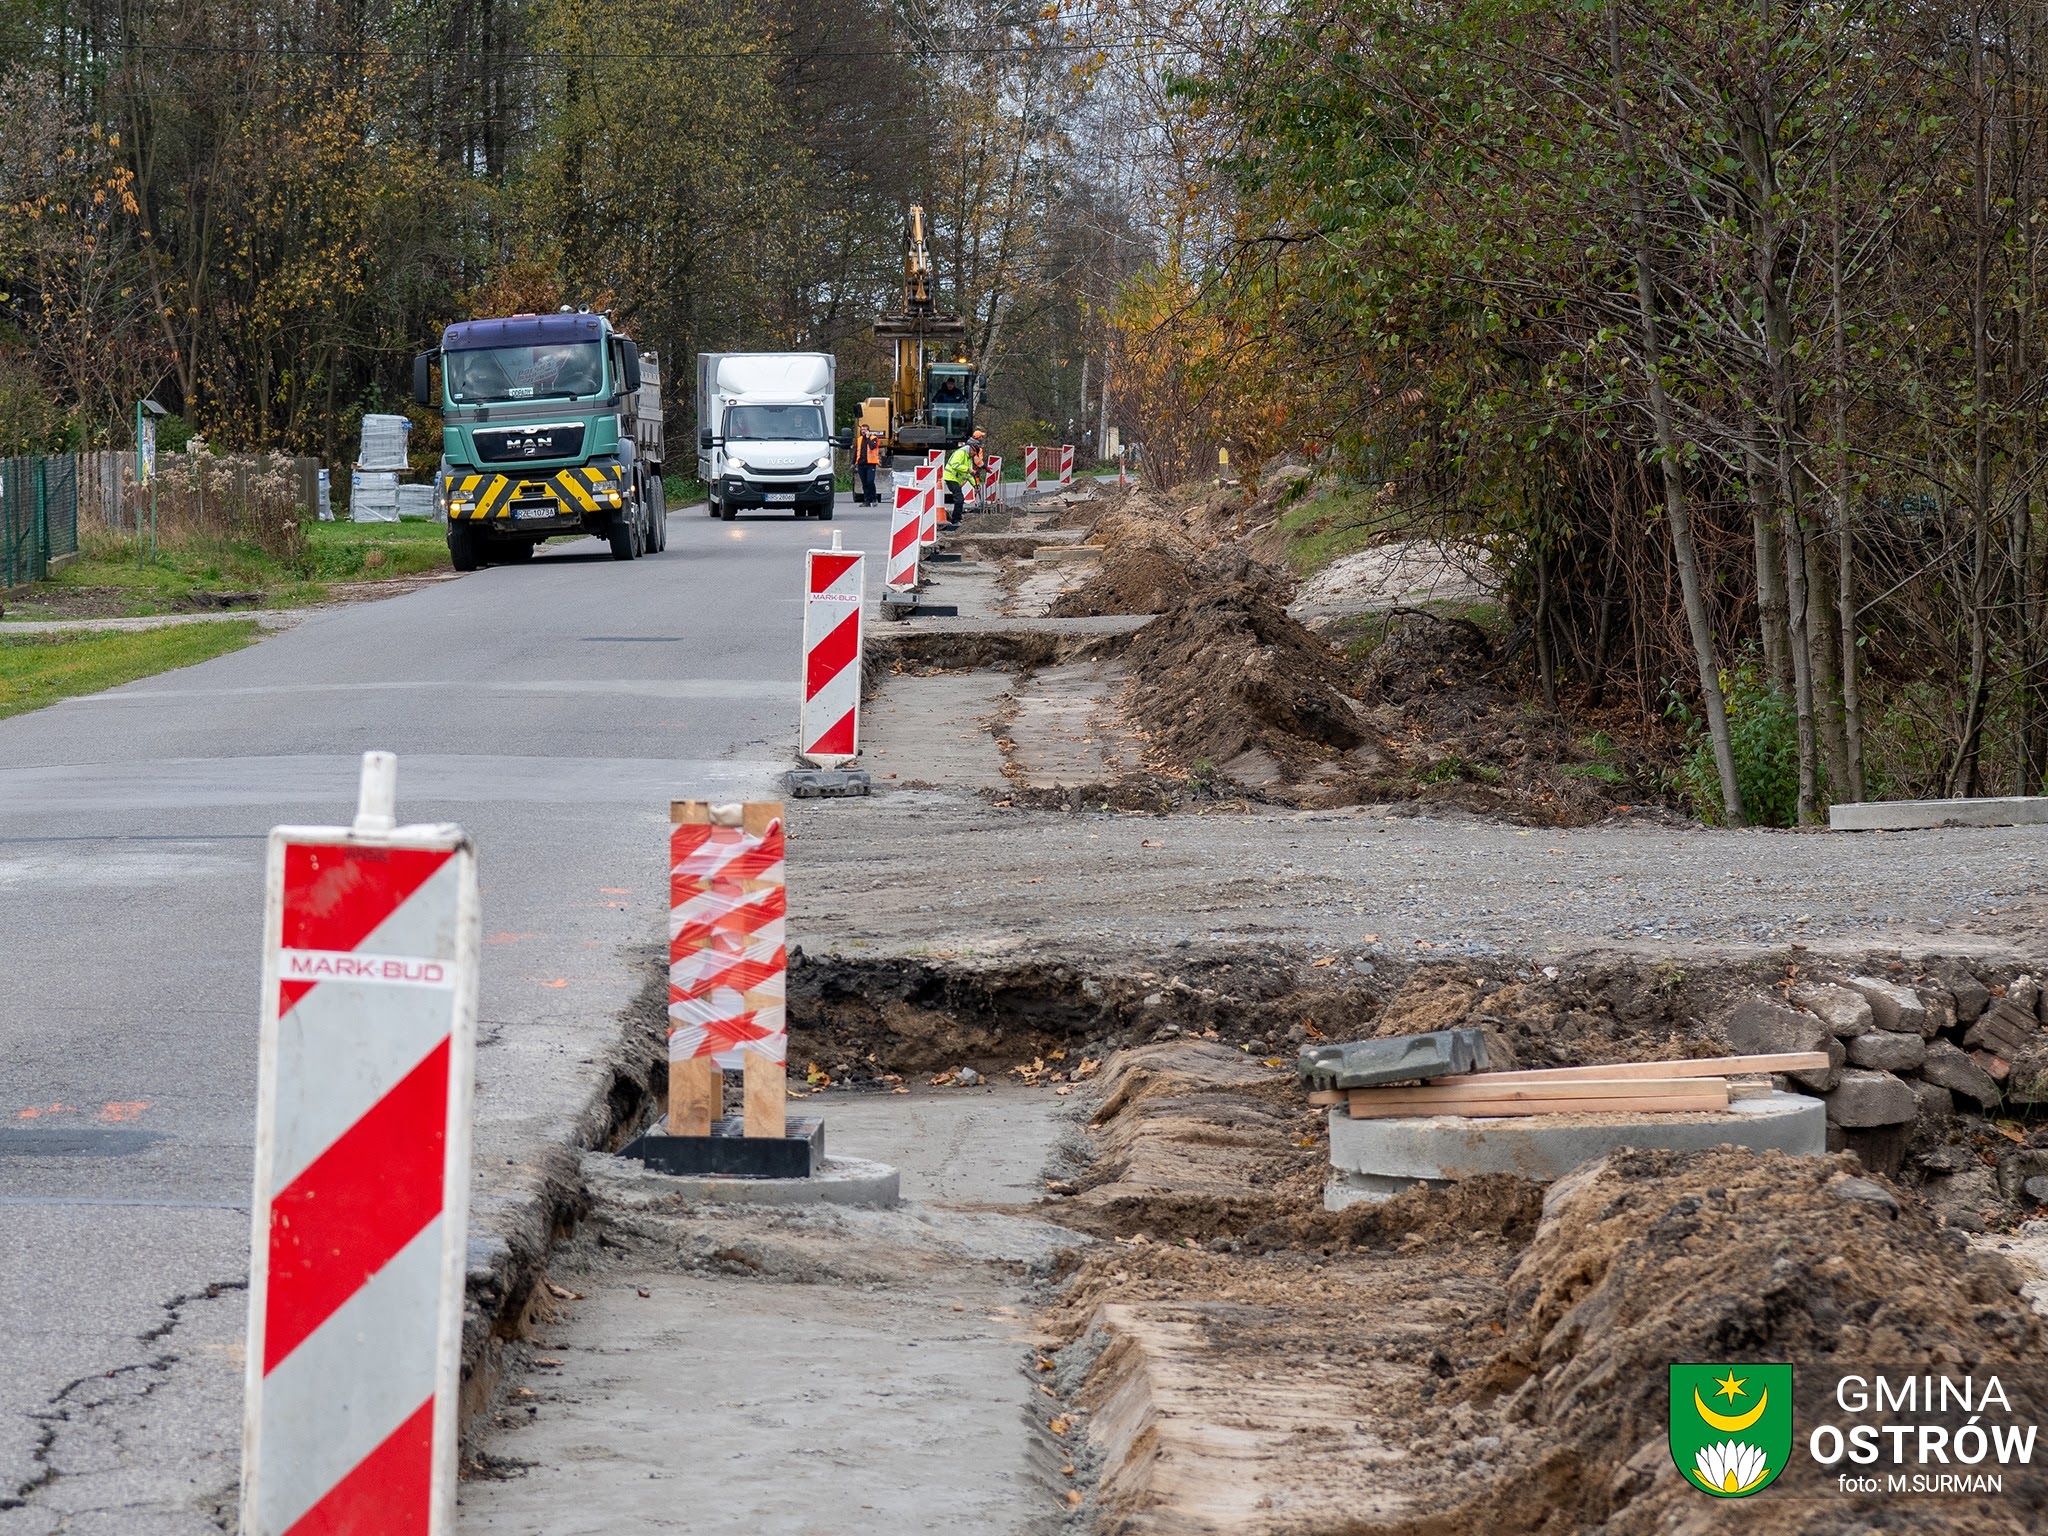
<box><xmin>944</xmin><ymin>430</ymin><xmax>984</xmax><ymax>525</ymax></box>
<box><xmin>856</xmin><ymin>423</ymin><xmax>883</xmax><ymax>505</ymax></box>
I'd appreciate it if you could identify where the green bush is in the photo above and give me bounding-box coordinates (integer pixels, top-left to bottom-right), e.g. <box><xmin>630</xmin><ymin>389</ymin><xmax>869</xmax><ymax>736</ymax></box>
<box><xmin>1676</xmin><ymin>663</ymin><xmax>1800</xmax><ymax>827</ymax></box>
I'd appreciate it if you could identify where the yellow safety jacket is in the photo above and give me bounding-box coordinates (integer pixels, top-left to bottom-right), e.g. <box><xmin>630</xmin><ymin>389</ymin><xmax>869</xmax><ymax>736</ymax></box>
<box><xmin>944</xmin><ymin>445</ymin><xmax>975</xmax><ymax>486</ymax></box>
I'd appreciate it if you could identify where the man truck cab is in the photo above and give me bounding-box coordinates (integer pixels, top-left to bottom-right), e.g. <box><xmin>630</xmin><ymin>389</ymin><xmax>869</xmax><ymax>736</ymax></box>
<box><xmin>417</xmin><ymin>309</ymin><xmax>665</xmax><ymax>569</ymax></box>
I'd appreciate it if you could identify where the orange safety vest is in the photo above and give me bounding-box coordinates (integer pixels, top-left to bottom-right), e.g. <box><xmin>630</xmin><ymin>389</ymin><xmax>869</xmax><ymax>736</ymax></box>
<box><xmin>859</xmin><ymin>431</ymin><xmax>882</xmax><ymax>466</ymax></box>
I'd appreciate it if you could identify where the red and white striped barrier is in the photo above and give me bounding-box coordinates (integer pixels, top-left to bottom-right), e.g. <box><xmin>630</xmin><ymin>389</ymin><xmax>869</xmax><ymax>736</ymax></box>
<box><xmin>886</xmin><ymin>473</ymin><xmax>921</xmax><ymax>591</ymax></box>
<box><xmin>1059</xmin><ymin>444</ymin><xmax>1075</xmax><ymax>486</ymax></box>
<box><xmin>1024</xmin><ymin>445</ymin><xmax>1039</xmax><ymax>492</ymax></box>
<box><xmin>915</xmin><ymin>461</ymin><xmax>939</xmax><ymax>547</ymax></box>
<box><xmin>242</xmin><ymin>751</ymin><xmax>478</xmax><ymax>1536</ymax></box>
<box><xmin>984</xmin><ymin>456</ymin><xmax>1002</xmax><ymax>510</ymax></box>
<box><xmin>799</xmin><ymin>540</ymin><xmax>865</xmax><ymax>765</ymax></box>
<box><xmin>668</xmin><ymin>800</ymin><xmax>787</xmax><ymax>1139</ymax></box>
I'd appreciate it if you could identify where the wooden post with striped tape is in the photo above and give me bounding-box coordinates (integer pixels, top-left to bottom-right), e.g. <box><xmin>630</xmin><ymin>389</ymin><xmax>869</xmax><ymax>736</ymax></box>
<box><xmin>668</xmin><ymin>800</ymin><xmax>787</xmax><ymax>1140</ymax></box>
<box><xmin>241</xmin><ymin>751</ymin><xmax>479</xmax><ymax>1536</ymax></box>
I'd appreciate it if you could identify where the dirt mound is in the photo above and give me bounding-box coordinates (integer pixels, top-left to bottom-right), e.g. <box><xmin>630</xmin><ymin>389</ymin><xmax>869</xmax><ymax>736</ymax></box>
<box><xmin>1121</xmin><ymin>584</ymin><xmax>1393</xmax><ymax>806</ymax></box>
<box><xmin>1423</xmin><ymin>1147</ymin><xmax>2047</xmax><ymax>1533</ymax></box>
<box><xmin>1049</xmin><ymin>495</ymin><xmax>1293</xmax><ymax>619</ymax></box>
<box><xmin>1052</xmin><ymin>1041</ymin><xmax>1327</xmax><ymax>1242</ymax></box>
<box><xmin>1049</xmin><ymin>543</ymin><xmax>1194</xmax><ymax>618</ymax></box>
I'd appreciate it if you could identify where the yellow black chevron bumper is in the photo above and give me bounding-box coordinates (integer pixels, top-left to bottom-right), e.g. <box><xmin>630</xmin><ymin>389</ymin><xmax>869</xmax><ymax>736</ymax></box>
<box><xmin>441</xmin><ymin>466</ymin><xmax>626</xmax><ymax>522</ymax></box>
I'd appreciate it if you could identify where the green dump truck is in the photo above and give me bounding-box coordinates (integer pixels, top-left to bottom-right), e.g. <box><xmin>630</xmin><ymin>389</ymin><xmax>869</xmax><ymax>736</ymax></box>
<box><xmin>414</xmin><ymin>309</ymin><xmax>665</xmax><ymax>569</ymax></box>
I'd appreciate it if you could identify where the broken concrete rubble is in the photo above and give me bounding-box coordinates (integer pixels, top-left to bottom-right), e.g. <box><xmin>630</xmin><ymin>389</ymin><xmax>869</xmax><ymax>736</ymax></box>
<box><xmin>1844</xmin><ymin>974</ymin><xmax>1937</xmax><ymax>1036</ymax></box>
<box><xmin>1919</xmin><ymin>1039</ymin><xmax>2002</xmax><ymax>1109</ymax></box>
<box><xmin>1823</xmin><ymin>1068</ymin><xmax>1919</xmax><ymax>1128</ymax></box>
<box><xmin>1844</xmin><ymin>1029</ymin><xmax>1926</xmax><ymax>1072</ymax></box>
<box><xmin>1790</xmin><ymin>980</ymin><xmax>1874</xmax><ymax>1037</ymax></box>
<box><xmin>1715</xmin><ymin>995</ymin><xmax>1840</xmax><ymax>1090</ymax></box>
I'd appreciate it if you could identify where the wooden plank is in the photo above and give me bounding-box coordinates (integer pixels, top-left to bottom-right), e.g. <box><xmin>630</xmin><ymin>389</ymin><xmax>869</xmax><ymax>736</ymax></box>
<box><xmin>1345</xmin><ymin>1092</ymin><xmax>1733</xmax><ymax>1120</ymax></box>
<box><xmin>743</xmin><ymin>1049</ymin><xmax>787</xmax><ymax>1139</ymax></box>
<box><xmin>1306</xmin><ymin>1089</ymin><xmax>1345</xmax><ymax>1108</ymax></box>
<box><xmin>1435</xmin><ymin>1052</ymin><xmax>1828</xmax><ymax>1087</ymax></box>
<box><xmin>1352</xmin><ymin>1077</ymin><xmax>1727</xmax><ymax>1109</ymax></box>
<box><xmin>669</xmin><ymin>1057</ymin><xmax>720</xmax><ymax>1138</ymax></box>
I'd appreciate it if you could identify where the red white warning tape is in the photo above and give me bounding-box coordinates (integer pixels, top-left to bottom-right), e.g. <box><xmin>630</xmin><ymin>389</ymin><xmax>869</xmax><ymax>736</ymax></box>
<box><xmin>799</xmin><ymin>544</ymin><xmax>865</xmax><ymax>764</ymax></box>
<box><xmin>1024</xmin><ymin>445</ymin><xmax>1039</xmax><ymax>492</ymax></box>
<box><xmin>669</xmin><ymin>817</ymin><xmax>787</xmax><ymax>1068</ymax></box>
<box><xmin>886</xmin><ymin>474</ymin><xmax>921</xmax><ymax>591</ymax></box>
<box><xmin>243</xmin><ymin>752</ymin><xmax>478</xmax><ymax>1536</ymax></box>
<box><xmin>1059</xmin><ymin>444</ymin><xmax>1075</xmax><ymax>486</ymax></box>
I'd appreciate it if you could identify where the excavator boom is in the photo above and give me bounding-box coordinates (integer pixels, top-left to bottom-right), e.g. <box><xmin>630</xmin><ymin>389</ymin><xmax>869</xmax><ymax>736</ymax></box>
<box><xmin>873</xmin><ymin>203</ymin><xmax>972</xmax><ymax>456</ymax></box>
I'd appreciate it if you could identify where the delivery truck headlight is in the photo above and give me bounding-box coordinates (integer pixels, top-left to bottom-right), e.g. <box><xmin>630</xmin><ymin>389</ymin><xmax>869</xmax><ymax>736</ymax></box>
<box><xmin>813</xmin><ymin>454</ymin><xmax>832</xmax><ymax>469</ymax></box>
<box><xmin>726</xmin><ymin>453</ymin><xmax>748</xmax><ymax>470</ymax></box>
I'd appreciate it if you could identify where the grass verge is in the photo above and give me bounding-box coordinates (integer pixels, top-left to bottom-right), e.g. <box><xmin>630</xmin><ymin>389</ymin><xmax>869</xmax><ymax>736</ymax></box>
<box><xmin>1274</xmin><ymin>486</ymin><xmax>1391</xmax><ymax>576</ymax></box>
<box><xmin>0</xmin><ymin>620</ymin><xmax>262</xmax><ymax>720</ymax></box>
<box><xmin>8</xmin><ymin>523</ymin><xmax>451</xmax><ymax>620</ymax></box>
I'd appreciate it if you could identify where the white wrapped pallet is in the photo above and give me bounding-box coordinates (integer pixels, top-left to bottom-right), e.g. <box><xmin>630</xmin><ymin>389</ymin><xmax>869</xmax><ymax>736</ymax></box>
<box><xmin>357</xmin><ymin>413</ymin><xmax>412</xmax><ymax>471</ymax></box>
<box><xmin>396</xmin><ymin>483</ymin><xmax>438</xmax><ymax>520</ymax></box>
<box><xmin>351</xmin><ymin>469</ymin><xmax>400</xmax><ymax>522</ymax></box>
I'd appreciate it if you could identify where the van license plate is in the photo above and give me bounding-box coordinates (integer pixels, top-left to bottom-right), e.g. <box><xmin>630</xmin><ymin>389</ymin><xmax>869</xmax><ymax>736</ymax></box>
<box><xmin>765</xmin><ymin>493</ymin><xmax>795</xmax><ymax>504</ymax></box>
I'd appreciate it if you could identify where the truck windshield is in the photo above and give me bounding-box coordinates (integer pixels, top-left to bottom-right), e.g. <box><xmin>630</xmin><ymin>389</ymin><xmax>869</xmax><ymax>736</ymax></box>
<box><xmin>724</xmin><ymin>404</ymin><xmax>825</xmax><ymax>441</ymax></box>
<box><xmin>445</xmin><ymin>342</ymin><xmax>605</xmax><ymax>403</ymax></box>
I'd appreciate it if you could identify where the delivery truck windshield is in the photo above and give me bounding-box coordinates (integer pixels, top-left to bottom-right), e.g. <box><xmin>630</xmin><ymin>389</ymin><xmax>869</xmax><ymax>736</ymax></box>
<box><xmin>724</xmin><ymin>404</ymin><xmax>826</xmax><ymax>440</ymax></box>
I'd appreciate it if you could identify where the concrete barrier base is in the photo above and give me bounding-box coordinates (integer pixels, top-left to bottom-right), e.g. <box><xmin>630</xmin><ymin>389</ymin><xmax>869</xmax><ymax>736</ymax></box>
<box><xmin>1323</xmin><ymin>1090</ymin><xmax>1826</xmax><ymax>1210</ymax></box>
<box><xmin>586</xmin><ymin>1149</ymin><xmax>901</xmax><ymax>1208</ymax></box>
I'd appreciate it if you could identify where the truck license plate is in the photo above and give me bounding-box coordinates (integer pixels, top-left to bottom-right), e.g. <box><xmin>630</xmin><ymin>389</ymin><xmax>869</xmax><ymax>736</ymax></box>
<box><xmin>512</xmin><ymin>505</ymin><xmax>554</xmax><ymax>520</ymax></box>
<box><xmin>765</xmin><ymin>493</ymin><xmax>795</xmax><ymax>504</ymax></box>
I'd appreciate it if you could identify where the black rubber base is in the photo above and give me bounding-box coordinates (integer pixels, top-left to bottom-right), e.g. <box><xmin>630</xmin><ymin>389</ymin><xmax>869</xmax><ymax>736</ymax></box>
<box><xmin>623</xmin><ymin>1117</ymin><xmax>823</xmax><ymax>1179</ymax></box>
<box><xmin>925</xmin><ymin>551</ymin><xmax>964</xmax><ymax>563</ymax></box>
<box><xmin>784</xmin><ymin>767</ymin><xmax>871</xmax><ymax>798</ymax></box>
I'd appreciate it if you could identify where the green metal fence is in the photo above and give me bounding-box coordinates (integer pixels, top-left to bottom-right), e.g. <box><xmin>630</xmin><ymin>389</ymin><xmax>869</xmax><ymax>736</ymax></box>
<box><xmin>1</xmin><ymin>455</ymin><xmax>80</xmax><ymax>589</ymax></box>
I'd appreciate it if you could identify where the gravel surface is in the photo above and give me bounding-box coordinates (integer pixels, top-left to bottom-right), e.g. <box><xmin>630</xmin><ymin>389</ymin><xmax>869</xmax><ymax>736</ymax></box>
<box><xmin>790</xmin><ymin>792</ymin><xmax>2048</xmax><ymax>965</ymax></box>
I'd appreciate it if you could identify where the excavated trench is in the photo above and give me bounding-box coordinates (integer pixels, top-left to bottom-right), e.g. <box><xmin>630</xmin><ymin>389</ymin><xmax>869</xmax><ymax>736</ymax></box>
<box><xmin>783</xmin><ymin>945</ymin><xmax>2048</xmax><ymax>1229</ymax></box>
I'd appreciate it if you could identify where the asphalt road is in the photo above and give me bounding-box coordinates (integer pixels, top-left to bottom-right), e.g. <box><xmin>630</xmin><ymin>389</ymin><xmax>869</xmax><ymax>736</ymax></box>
<box><xmin>0</xmin><ymin>492</ymin><xmax>887</xmax><ymax>1533</ymax></box>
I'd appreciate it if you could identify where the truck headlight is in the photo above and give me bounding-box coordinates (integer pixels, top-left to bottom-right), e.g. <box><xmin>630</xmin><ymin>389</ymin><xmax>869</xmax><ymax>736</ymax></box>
<box><xmin>813</xmin><ymin>454</ymin><xmax>832</xmax><ymax>469</ymax></box>
<box><xmin>727</xmin><ymin>454</ymin><xmax>748</xmax><ymax>470</ymax></box>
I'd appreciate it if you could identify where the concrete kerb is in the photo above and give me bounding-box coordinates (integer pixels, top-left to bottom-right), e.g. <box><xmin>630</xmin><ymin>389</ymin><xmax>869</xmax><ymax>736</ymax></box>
<box><xmin>1323</xmin><ymin>1089</ymin><xmax>1827</xmax><ymax>1209</ymax></box>
<box><xmin>585</xmin><ymin>1148</ymin><xmax>902</xmax><ymax>1208</ymax></box>
<box><xmin>1830</xmin><ymin>795</ymin><xmax>2048</xmax><ymax>831</ymax></box>
<box><xmin>457</xmin><ymin>953</ymin><xmax>671</xmax><ymax>1425</ymax></box>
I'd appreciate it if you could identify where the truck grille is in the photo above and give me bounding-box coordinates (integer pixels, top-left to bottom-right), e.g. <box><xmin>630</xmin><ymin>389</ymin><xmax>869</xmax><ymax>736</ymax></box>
<box><xmin>473</xmin><ymin>422</ymin><xmax>586</xmax><ymax>463</ymax></box>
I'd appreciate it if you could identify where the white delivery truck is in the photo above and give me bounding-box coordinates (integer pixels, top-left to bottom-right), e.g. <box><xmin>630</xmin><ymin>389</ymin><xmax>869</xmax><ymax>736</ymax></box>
<box><xmin>695</xmin><ymin>351</ymin><xmax>846</xmax><ymax>520</ymax></box>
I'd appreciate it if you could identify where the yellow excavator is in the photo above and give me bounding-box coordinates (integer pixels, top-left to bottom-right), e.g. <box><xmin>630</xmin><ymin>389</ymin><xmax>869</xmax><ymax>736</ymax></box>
<box><xmin>863</xmin><ymin>205</ymin><xmax>975</xmax><ymax>462</ymax></box>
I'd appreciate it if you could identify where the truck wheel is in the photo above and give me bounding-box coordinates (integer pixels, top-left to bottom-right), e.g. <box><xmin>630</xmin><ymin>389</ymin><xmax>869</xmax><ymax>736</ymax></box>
<box><xmin>815</xmin><ymin>501</ymin><xmax>835</xmax><ymax>521</ymax></box>
<box><xmin>448</xmin><ymin>523</ymin><xmax>483</xmax><ymax>572</ymax></box>
<box><xmin>608</xmin><ymin>513</ymin><xmax>637</xmax><ymax>561</ymax></box>
<box><xmin>706</xmin><ymin>493</ymin><xmax>720</xmax><ymax>518</ymax></box>
<box><xmin>718</xmin><ymin>500</ymin><xmax>737</xmax><ymax>522</ymax></box>
<box><xmin>648</xmin><ymin>478</ymin><xmax>667</xmax><ymax>551</ymax></box>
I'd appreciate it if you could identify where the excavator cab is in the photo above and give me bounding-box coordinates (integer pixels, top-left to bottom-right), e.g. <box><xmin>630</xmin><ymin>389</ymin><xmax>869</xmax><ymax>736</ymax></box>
<box><xmin>927</xmin><ymin>364</ymin><xmax>976</xmax><ymax>443</ymax></box>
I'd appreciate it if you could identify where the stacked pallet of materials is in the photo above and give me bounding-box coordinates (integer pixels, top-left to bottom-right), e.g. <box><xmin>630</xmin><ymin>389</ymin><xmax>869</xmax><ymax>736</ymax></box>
<box><xmin>1299</xmin><ymin>1031</ymin><xmax>1830</xmax><ymax>1119</ymax></box>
